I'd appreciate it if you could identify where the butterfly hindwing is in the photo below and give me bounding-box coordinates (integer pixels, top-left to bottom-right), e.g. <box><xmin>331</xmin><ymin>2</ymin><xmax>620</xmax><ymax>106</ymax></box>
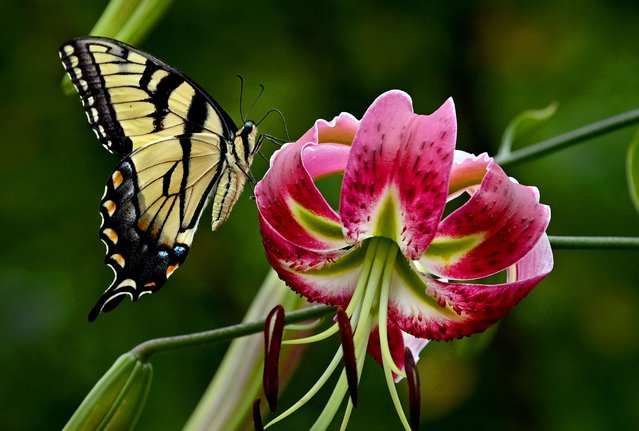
<box><xmin>59</xmin><ymin>37</ymin><xmax>238</xmax><ymax>156</ymax></box>
<box><xmin>91</xmin><ymin>134</ymin><xmax>228</xmax><ymax>320</ymax></box>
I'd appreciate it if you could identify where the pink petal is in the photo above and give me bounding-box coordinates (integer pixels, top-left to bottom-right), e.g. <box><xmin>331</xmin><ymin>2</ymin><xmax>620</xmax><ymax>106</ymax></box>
<box><xmin>258</xmin><ymin>214</ymin><xmax>363</xmax><ymax>306</ymax></box>
<box><xmin>296</xmin><ymin>113</ymin><xmax>360</xmax><ymax>149</ymax></box>
<box><xmin>421</xmin><ymin>158</ymin><xmax>551</xmax><ymax>280</ymax></box>
<box><xmin>402</xmin><ymin>332</ymin><xmax>429</xmax><ymax>366</ymax></box>
<box><xmin>340</xmin><ymin>91</ymin><xmax>457</xmax><ymax>260</ymax></box>
<box><xmin>367</xmin><ymin>322</ymin><xmax>404</xmax><ymax>379</ymax></box>
<box><xmin>447</xmin><ymin>151</ymin><xmax>492</xmax><ymax>199</ymax></box>
<box><xmin>255</xmin><ymin>141</ymin><xmax>350</xmax><ymax>251</ymax></box>
<box><xmin>390</xmin><ymin>235</ymin><xmax>553</xmax><ymax>340</ymax></box>
<box><xmin>367</xmin><ymin>324</ymin><xmax>429</xmax><ymax>382</ymax></box>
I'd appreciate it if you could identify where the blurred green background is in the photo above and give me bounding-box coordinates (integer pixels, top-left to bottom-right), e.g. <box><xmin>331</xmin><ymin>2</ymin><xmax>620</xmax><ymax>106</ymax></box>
<box><xmin>1</xmin><ymin>0</ymin><xmax>638</xmax><ymax>429</ymax></box>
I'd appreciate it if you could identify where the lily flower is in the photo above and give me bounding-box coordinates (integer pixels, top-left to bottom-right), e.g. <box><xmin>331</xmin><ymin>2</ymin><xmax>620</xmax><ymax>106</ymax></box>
<box><xmin>255</xmin><ymin>90</ymin><xmax>553</xmax><ymax>429</ymax></box>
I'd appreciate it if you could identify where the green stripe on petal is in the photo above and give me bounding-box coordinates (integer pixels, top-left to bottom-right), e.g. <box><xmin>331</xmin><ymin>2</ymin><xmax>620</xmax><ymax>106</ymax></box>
<box><xmin>291</xmin><ymin>202</ymin><xmax>345</xmax><ymax>242</ymax></box>
<box><xmin>304</xmin><ymin>245</ymin><xmax>367</xmax><ymax>277</ymax></box>
<box><xmin>392</xmin><ymin>255</ymin><xmax>458</xmax><ymax>319</ymax></box>
<box><xmin>422</xmin><ymin>233</ymin><xmax>484</xmax><ymax>266</ymax></box>
<box><xmin>372</xmin><ymin>192</ymin><xmax>399</xmax><ymax>242</ymax></box>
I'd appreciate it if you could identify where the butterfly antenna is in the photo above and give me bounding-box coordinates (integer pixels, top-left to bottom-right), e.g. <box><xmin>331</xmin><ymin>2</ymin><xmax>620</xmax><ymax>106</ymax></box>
<box><xmin>257</xmin><ymin>108</ymin><xmax>290</xmax><ymax>143</ymax></box>
<box><xmin>245</xmin><ymin>83</ymin><xmax>265</xmax><ymax>121</ymax></box>
<box><xmin>237</xmin><ymin>74</ymin><xmax>246</xmax><ymax>122</ymax></box>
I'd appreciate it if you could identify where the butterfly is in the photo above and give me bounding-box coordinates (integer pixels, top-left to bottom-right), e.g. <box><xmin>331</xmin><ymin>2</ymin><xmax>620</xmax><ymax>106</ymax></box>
<box><xmin>59</xmin><ymin>37</ymin><xmax>261</xmax><ymax>321</ymax></box>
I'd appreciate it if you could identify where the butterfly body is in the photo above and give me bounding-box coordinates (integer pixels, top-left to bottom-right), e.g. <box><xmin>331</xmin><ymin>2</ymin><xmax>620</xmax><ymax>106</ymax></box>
<box><xmin>60</xmin><ymin>37</ymin><xmax>259</xmax><ymax>320</ymax></box>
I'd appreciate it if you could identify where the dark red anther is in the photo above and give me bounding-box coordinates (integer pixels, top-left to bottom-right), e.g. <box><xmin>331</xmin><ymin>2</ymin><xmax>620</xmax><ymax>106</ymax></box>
<box><xmin>404</xmin><ymin>347</ymin><xmax>421</xmax><ymax>431</ymax></box>
<box><xmin>336</xmin><ymin>307</ymin><xmax>358</xmax><ymax>406</ymax></box>
<box><xmin>252</xmin><ymin>398</ymin><xmax>264</xmax><ymax>431</ymax></box>
<box><xmin>263</xmin><ymin>304</ymin><xmax>285</xmax><ymax>412</ymax></box>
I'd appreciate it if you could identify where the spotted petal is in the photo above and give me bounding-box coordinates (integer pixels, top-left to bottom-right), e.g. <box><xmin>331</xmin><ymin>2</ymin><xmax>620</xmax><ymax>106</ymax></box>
<box><xmin>259</xmin><ymin>215</ymin><xmax>364</xmax><ymax>306</ymax></box>
<box><xmin>340</xmin><ymin>91</ymin><xmax>457</xmax><ymax>260</ymax></box>
<box><xmin>421</xmin><ymin>154</ymin><xmax>551</xmax><ymax>280</ymax></box>
<box><xmin>255</xmin><ymin>114</ymin><xmax>357</xmax><ymax>252</ymax></box>
<box><xmin>389</xmin><ymin>235</ymin><xmax>553</xmax><ymax>340</ymax></box>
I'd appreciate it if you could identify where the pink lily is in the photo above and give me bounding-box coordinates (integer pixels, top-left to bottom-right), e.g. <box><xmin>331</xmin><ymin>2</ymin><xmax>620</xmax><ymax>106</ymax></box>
<box><xmin>255</xmin><ymin>90</ymin><xmax>553</xmax><ymax>429</ymax></box>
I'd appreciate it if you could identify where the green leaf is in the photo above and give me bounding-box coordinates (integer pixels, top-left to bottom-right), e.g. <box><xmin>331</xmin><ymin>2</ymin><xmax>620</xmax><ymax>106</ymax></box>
<box><xmin>498</xmin><ymin>102</ymin><xmax>559</xmax><ymax>157</ymax></box>
<box><xmin>626</xmin><ymin>128</ymin><xmax>639</xmax><ymax>213</ymax></box>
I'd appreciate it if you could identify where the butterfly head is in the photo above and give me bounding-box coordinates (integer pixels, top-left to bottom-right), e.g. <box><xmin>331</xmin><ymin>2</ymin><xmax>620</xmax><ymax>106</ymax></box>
<box><xmin>237</xmin><ymin>120</ymin><xmax>261</xmax><ymax>158</ymax></box>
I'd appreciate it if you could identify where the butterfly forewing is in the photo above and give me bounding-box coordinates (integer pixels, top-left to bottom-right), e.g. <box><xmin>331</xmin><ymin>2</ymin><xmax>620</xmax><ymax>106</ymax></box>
<box><xmin>59</xmin><ymin>37</ymin><xmax>237</xmax><ymax>156</ymax></box>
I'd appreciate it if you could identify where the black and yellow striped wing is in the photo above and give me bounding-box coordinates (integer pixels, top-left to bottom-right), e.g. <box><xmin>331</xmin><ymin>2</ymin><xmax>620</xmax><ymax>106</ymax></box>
<box><xmin>60</xmin><ymin>36</ymin><xmax>237</xmax><ymax>155</ymax></box>
<box><xmin>60</xmin><ymin>37</ymin><xmax>259</xmax><ymax>320</ymax></box>
<box><xmin>94</xmin><ymin>134</ymin><xmax>228</xmax><ymax>321</ymax></box>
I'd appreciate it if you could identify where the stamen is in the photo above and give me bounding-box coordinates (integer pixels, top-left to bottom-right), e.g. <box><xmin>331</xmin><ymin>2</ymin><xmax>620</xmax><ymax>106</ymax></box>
<box><xmin>377</xmin><ymin>241</ymin><xmax>412</xmax><ymax>431</ymax></box>
<box><xmin>253</xmin><ymin>398</ymin><xmax>265</xmax><ymax>431</ymax></box>
<box><xmin>336</xmin><ymin>307</ymin><xmax>358</xmax><ymax>406</ymax></box>
<box><xmin>284</xmin><ymin>317</ymin><xmax>325</xmax><ymax>331</ymax></box>
<box><xmin>265</xmin><ymin>350</ymin><xmax>344</xmax><ymax>428</ymax></box>
<box><xmin>284</xmin><ymin>240</ymin><xmax>379</xmax><ymax>346</ymax></box>
<box><xmin>404</xmin><ymin>348</ymin><xmax>421</xmax><ymax>431</ymax></box>
<box><xmin>283</xmin><ymin>321</ymin><xmax>338</xmax><ymax>345</ymax></box>
<box><xmin>263</xmin><ymin>305</ymin><xmax>285</xmax><ymax>411</ymax></box>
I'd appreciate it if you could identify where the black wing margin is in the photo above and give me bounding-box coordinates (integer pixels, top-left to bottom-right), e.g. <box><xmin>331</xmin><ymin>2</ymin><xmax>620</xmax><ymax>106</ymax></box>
<box><xmin>59</xmin><ymin>36</ymin><xmax>238</xmax><ymax>157</ymax></box>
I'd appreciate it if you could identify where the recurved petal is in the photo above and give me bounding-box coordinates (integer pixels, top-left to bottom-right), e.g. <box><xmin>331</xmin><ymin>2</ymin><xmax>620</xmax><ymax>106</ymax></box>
<box><xmin>389</xmin><ymin>234</ymin><xmax>552</xmax><ymax>340</ymax></box>
<box><xmin>367</xmin><ymin>323</ymin><xmax>429</xmax><ymax>382</ymax></box>
<box><xmin>421</xmin><ymin>157</ymin><xmax>550</xmax><ymax>280</ymax></box>
<box><xmin>340</xmin><ymin>91</ymin><xmax>457</xmax><ymax>260</ymax></box>
<box><xmin>258</xmin><ymin>214</ymin><xmax>364</xmax><ymax>306</ymax></box>
<box><xmin>296</xmin><ymin>112</ymin><xmax>360</xmax><ymax>148</ymax></box>
<box><xmin>255</xmin><ymin>139</ymin><xmax>350</xmax><ymax>251</ymax></box>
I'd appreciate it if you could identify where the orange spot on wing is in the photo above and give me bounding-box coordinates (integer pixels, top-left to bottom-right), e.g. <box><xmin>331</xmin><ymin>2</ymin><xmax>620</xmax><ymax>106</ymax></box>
<box><xmin>166</xmin><ymin>264</ymin><xmax>179</xmax><ymax>278</ymax></box>
<box><xmin>112</xmin><ymin>170</ymin><xmax>124</xmax><ymax>189</ymax></box>
<box><xmin>111</xmin><ymin>253</ymin><xmax>125</xmax><ymax>267</ymax></box>
<box><xmin>103</xmin><ymin>200</ymin><xmax>116</xmax><ymax>216</ymax></box>
<box><xmin>103</xmin><ymin>228</ymin><xmax>118</xmax><ymax>244</ymax></box>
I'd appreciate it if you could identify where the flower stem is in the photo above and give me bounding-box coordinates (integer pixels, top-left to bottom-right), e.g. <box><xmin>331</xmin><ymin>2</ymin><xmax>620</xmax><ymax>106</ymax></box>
<box><xmin>495</xmin><ymin>108</ymin><xmax>639</xmax><ymax>167</ymax></box>
<box><xmin>131</xmin><ymin>304</ymin><xmax>334</xmax><ymax>362</ymax></box>
<box><xmin>549</xmin><ymin>235</ymin><xmax>639</xmax><ymax>249</ymax></box>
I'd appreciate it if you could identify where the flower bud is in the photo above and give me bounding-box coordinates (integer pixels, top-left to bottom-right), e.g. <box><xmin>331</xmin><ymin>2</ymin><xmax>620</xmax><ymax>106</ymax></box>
<box><xmin>64</xmin><ymin>352</ymin><xmax>152</xmax><ymax>431</ymax></box>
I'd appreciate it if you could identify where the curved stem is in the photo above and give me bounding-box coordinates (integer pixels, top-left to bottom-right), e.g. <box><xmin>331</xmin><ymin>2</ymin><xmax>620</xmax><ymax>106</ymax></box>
<box><xmin>132</xmin><ymin>304</ymin><xmax>334</xmax><ymax>362</ymax></box>
<box><xmin>549</xmin><ymin>235</ymin><xmax>639</xmax><ymax>249</ymax></box>
<box><xmin>495</xmin><ymin>108</ymin><xmax>639</xmax><ymax>167</ymax></box>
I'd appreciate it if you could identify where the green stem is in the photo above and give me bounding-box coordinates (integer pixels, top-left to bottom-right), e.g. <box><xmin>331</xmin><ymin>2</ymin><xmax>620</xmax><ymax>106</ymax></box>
<box><xmin>89</xmin><ymin>0</ymin><xmax>142</xmax><ymax>37</ymax></box>
<box><xmin>549</xmin><ymin>235</ymin><xmax>639</xmax><ymax>249</ymax></box>
<box><xmin>495</xmin><ymin>108</ymin><xmax>639</xmax><ymax>167</ymax></box>
<box><xmin>115</xmin><ymin>0</ymin><xmax>176</xmax><ymax>43</ymax></box>
<box><xmin>131</xmin><ymin>304</ymin><xmax>334</xmax><ymax>362</ymax></box>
